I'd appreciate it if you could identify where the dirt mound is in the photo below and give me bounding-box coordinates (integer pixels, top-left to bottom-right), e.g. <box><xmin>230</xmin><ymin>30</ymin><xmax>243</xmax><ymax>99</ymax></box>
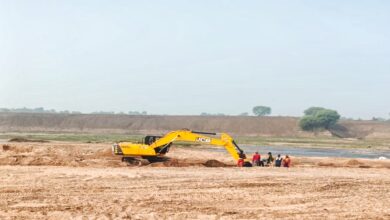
<box><xmin>1</xmin><ymin>143</ymin><xmax>222</xmax><ymax>168</ymax></box>
<box><xmin>358</xmin><ymin>165</ymin><xmax>372</xmax><ymax>168</ymax></box>
<box><xmin>0</xmin><ymin>143</ymin><xmax>123</xmax><ymax>167</ymax></box>
<box><xmin>317</xmin><ymin>159</ymin><xmax>369</xmax><ymax>168</ymax></box>
<box><xmin>317</xmin><ymin>162</ymin><xmax>337</xmax><ymax>167</ymax></box>
<box><xmin>1</xmin><ymin>145</ymin><xmax>33</xmax><ymax>153</ymax></box>
<box><xmin>2</xmin><ymin>144</ymin><xmax>10</xmax><ymax>151</ymax></box>
<box><xmin>9</xmin><ymin>137</ymin><xmax>49</xmax><ymax>143</ymax></box>
<box><xmin>346</xmin><ymin>159</ymin><xmax>364</xmax><ymax>166</ymax></box>
<box><xmin>0</xmin><ymin>143</ymin><xmax>219</xmax><ymax>168</ymax></box>
<box><xmin>91</xmin><ymin>148</ymin><xmax>113</xmax><ymax>158</ymax></box>
<box><xmin>203</xmin><ymin>159</ymin><xmax>228</xmax><ymax>167</ymax></box>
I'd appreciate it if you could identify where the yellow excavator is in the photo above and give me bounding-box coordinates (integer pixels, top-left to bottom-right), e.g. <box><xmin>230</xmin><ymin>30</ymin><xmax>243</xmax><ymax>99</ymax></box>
<box><xmin>112</xmin><ymin>129</ymin><xmax>252</xmax><ymax>166</ymax></box>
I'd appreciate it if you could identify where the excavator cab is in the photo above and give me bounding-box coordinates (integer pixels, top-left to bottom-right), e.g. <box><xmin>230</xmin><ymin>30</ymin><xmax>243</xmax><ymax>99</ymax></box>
<box><xmin>144</xmin><ymin>135</ymin><xmax>161</xmax><ymax>145</ymax></box>
<box><xmin>144</xmin><ymin>135</ymin><xmax>171</xmax><ymax>155</ymax></box>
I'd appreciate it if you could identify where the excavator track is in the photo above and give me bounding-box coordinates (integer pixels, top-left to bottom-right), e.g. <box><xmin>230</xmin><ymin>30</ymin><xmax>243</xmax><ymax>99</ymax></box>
<box><xmin>121</xmin><ymin>157</ymin><xmax>150</xmax><ymax>166</ymax></box>
<box><xmin>122</xmin><ymin>156</ymin><xmax>169</xmax><ymax>166</ymax></box>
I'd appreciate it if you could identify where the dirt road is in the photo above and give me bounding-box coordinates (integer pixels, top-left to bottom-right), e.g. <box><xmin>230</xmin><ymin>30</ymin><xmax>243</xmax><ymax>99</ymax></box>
<box><xmin>1</xmin><ymin>142</ymin><xmax>389</xmax><ymax>219</ymax></box>
<box><xmin>1</xmin><ymin>165</ymin><xmax>389</xmax><ymax>219</ymax></box>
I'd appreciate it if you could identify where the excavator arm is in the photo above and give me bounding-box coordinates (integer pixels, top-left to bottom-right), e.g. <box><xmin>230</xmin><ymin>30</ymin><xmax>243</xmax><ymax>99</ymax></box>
<box><xmin>112</xmin><ymin>130</ymin><xmax>249</xmax><ymax>164</ymax></box>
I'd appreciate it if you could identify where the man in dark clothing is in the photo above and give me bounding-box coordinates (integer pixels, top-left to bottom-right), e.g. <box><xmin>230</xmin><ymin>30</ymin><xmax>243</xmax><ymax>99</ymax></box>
<box><xmin>275</xmin><ymin>154</ymin><xmax>283</xmax><ymax>167</ymax></box>
<box><xmin>266</xmin><ymin>152</ymin><xmax>274</xmax><ymax>166</ymax></box>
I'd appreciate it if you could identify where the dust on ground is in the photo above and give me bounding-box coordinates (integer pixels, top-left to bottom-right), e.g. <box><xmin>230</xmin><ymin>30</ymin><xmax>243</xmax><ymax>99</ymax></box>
<box><xmin>1</xmin><ymin>142</ymin><xmax>390</xmax><ymax>219</ymax></box>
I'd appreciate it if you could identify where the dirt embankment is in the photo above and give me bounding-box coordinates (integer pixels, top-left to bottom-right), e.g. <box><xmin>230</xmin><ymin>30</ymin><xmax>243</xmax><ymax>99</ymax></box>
<box><xmin>0</xmin><ymin>142</ymin><xmax>233</xmax><ymax>168</ymax></box>
<box><xmin>1</xmin><ymin>142</ymin><xmax>390</xmax><ymax>169</ymax></box>
<box><xmin>1</xmin><ymin>112</ymin><xmax>390</xmax><ymax>138</ymax></box>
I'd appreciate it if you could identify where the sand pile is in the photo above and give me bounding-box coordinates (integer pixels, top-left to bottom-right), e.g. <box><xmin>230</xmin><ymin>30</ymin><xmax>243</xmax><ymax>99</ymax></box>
<box><xmin>314</xmin><ymin>158</ymin><xmax>382</xmax><ymax>169</ymax></box>
<box><xmin>2</xmin><ymin>144</ymin><xmax>33</xmax><ymax>153</ymax></box>
<box><xmin>345</xmin><ymin>159</ymin><xmax>372</xmax><ymax>168</ymax></box>
<box><xmin>317</xmin><ymin>162</ymin><xmax>337</xmax><ymax>167</ymax></box>
<box><xmin>91</xmin><ymin>148</ymin><xmax>113</xmax><ymax>158</ymax></box>
<box><xmin>317</xmin><ymin>159</ymin><xmax>370</xmax><ymax>168</ymax></box>
<box><xmin>0</xmin><ymin>143</ymin><xmax>123</xmax><ymax>167</ymax></box>
<box><xmin>203</xmin><ymin>159</ymin><xmax>229</xmax><ymax>167</ymax></box>
<box><xmin>2</xmin><ymin>144</ymin><xmax>10</xmax><ymax>151</ymax></box>
<box><xmin>0</xmin><ymin>143</ymin><xmax>230</xmax><ymax>168</ymax></box>
<box><xmin>346</xmin><ymin>159</ymin><xmax>364</xmax><ymax>166</ymax></box>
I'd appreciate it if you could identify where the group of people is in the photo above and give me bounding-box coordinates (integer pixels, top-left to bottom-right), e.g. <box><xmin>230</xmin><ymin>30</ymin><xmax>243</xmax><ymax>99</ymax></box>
<box><xmin>251</xmin><ymin>152</ymin><xmax>291</xmax><ymax>167</ymax></box>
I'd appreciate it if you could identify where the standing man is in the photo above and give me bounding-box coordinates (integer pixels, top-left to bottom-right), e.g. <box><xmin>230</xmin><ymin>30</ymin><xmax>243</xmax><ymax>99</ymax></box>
<box><xmin>252</xmin><ymin>152</ymin><xmax>261</xmax><ymax>166</ymax></box>
<box><xmin>266</xmin><ymin>152</ymin><xmax>274</xmax><ymax>166</ymax></box>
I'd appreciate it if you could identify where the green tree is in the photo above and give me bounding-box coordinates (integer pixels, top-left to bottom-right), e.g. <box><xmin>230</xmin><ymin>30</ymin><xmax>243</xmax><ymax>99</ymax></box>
<box><xmin>252</xmin><ymin>106</ymin><xmax>271</xmax><ymax>116</ymax></box>
<box><xmin>299</xmin><ymin>116</ymin><xmax>320</xmax><ymax>131</ymax></box>
<box><xmin>299</xmin><ymin>107</ymin><xmax>340</xmax><ymax>131</ymax></box>
<box><xmin>304</xmin><ymin>107</ymin><xmax>326</xmax><ymax>116</ymax></box>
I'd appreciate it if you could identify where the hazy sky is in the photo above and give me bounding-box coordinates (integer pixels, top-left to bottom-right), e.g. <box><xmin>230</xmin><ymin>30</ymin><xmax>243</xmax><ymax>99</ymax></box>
<box><xmin>1</xmin><ymin>1</ymin><xmax>389</xmax><ymax>118</ymax></box>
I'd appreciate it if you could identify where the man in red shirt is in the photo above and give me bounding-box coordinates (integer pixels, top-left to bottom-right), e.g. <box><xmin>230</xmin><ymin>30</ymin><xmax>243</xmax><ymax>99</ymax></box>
<box><xmin>283</xmin><ymin>155</ymin><xmax>291</xmax><ymax>168</ymax></box>
<box><xmin>237</xmin><ymin>158</ymin><xmax>244</xmax><ymax>167</ymax></box>
<box><xmin>252</xmin><ymin>152</ymin><xmax>261</xmax><ymax>166</ymax></box>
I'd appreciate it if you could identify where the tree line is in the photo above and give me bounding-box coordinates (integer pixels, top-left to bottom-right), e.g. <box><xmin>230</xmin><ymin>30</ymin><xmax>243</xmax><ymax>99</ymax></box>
<box><xmin>0</xmin><ymin>107</ymin><xmax>147</xmax><ymax>115</ymax></box>
<box><xmin>200</xmin><ymin>105</ymin><xmax>343</xmax><ymax>133</ymax></box>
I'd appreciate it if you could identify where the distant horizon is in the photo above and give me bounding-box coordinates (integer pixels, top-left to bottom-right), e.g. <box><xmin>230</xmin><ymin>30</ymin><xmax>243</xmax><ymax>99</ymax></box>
<box><xmin>1</xmin><ymin>1</ymin><xmax>389</xmax><ymax>119</ymax></box>
<box><xmin>0</xmin><ymin>106</ymin><xmax>389</xmax><ymax>120</ymax></box>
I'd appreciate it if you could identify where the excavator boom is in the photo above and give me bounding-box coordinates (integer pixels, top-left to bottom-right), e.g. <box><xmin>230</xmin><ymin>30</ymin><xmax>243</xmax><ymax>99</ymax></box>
<box><xmin>112</xmin><ymin>130</ymin><xmax>250</xmax><ymax>165</ymax></box>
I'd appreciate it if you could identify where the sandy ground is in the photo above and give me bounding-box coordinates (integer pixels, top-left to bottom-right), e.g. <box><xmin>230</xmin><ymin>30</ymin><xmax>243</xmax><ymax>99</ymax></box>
<box><xmin>1</xmin><ymin>142</ymin><xmax>390</xmax><ymax>219</ymax></box>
